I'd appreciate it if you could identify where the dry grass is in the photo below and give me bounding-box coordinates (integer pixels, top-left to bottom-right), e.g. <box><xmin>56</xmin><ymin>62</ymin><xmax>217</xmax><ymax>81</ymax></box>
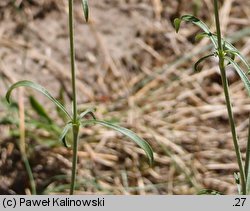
<box><xmin>0</xmin><ymin>0</ymin><xmax>250</xmax><ymax>194</ymax></box>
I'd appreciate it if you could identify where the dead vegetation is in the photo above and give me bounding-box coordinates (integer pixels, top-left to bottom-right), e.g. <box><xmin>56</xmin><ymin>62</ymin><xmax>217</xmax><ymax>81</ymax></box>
<box><xmin>0</xmin><ymin>0</ymin><xmax>250</xmax><ymax>194</ymax></box>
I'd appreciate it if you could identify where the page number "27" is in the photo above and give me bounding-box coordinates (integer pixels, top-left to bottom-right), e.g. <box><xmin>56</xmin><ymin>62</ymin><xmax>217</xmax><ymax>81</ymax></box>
<box><xmin>234</xmin><ymin>198</ymin><xmax>246</xmax><ymax>207</ymax></box>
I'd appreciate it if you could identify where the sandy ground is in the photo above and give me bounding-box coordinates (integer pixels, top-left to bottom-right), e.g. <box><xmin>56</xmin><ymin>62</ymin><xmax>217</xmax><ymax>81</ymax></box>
<box><xmin>0</xmin><ymin>0</ymin><xmax>250</xmax><ymax>194</ymax></box>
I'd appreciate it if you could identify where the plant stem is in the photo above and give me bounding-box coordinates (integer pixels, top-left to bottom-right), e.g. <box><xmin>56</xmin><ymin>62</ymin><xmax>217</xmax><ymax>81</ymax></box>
<box><xmin>19</xmin><ymin>89</ymin><xmax>36</xmax><ymax>195</ymax></box>
<box><xmin>213</xmin><ymin>0</ymin><xmax>222</xmax><ymax>50</ymax></box>
<box><xmin>246</xmin><ymin>116</ymin><xmax>250</xmax><ymax>176</ymax></box>
<box><xmin>70</xmin><ymin>124</ymin><xmax>79</xmax><ymax>195</ymax></box>
<box><xmin>213</xmin><ymin>0</ymin><xmax>246</xmax><ymax>194</ymax></box>
<box><xmin>22</xmin><ymin>154</ymin><xmax>37</xmax><ymax>194</ymax></box>
<box><xmin>219</xmin><ymin>59</ymin><xmax>246</xmax><ymax>194</ymax></box>
<box><xmin>68</xmin><ymin>0</ymin><xmax>77</xmax><ymax>122</ymax></box>
<box><xmin>68</xmin><ymin>0</ymin><xmax>79</xmax><ymax>195</ymax></box>
<box><xmin>245</xmin><ymin>116</ymin><xmax>250</xmax><ymax>194</ymax></box>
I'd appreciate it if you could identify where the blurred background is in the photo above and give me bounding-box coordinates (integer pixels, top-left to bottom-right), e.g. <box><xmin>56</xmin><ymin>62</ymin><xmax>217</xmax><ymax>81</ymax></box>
<box><xmin>0</xmin><ymin>0</ymin><xmax>250</xmax><ymax>194</ymax></box>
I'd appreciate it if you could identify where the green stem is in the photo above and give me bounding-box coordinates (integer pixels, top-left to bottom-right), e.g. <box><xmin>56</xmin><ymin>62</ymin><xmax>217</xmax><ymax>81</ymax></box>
<box><xmin>68</xmin><ymin>0</ymin><xmax>77</xmax><ymax>122</ymax></box>
<box><xmin>70</xmin><ymin>124</ymin><xmax>79</xmax><ymax>195</ymax></box>
<box><xmin>22</xmin><ymin>154</ymin><xmax>37</xmax><ymax>195</ymax></box>
<box><xmin>214</xmin><ymin>0</ymin><xmax>246</xmax><ymax>194</ymax></box>
<box><xmin>245</xmin><ymin>116</ymin><xmax>250</xmax><ymax>194</ymax></box>
<box><xmin>68</xmin><ymin>0</ymin><xmax>79</xmax><ymax>195</ymax></box>
<box><xmin>219</xmin><ymin>60</ymin><xmax>246</xmax><ymax>194</ymax></box>
<box><xmin>19</xmin><ymin>89</ymin><xmax>36</xmax><ymax>195</ymax></box>
<box><xmin>213</xmin><ymin>0</ymin><xmax>222</xmax><ymax>51</ymax></box>
<box><xmin>245</xmin><ymin>116</ymin><xmax>250</xmax><ymax>176</ymax></box>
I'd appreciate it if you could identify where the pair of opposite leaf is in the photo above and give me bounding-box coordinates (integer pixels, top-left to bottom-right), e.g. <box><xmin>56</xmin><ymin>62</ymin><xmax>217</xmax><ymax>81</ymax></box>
<box><xmin>174</xmin><ymin>15</ymin><xmax>250</xmax><ymax>96</ymax></box>
<box><xmin>6</xmin><ymin>85</ymin><xmax>153</xmax><ymax>166</ymax></box>
<box><xmin>175</xmin><ymin>14</ymin><xmax>250</xmax><ymax>194</ymax></box>
<box><xmin>5</xmin><ymin>0</ymin><xmax>153</xmax><ymax>166</ymax></box>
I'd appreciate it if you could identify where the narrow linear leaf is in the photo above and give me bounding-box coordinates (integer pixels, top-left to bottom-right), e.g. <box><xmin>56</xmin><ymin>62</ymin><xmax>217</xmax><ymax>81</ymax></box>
<box><xmin>180</xmin><ymin>15</ymin><xmax>210</xmax><ymax>33</ymax></box>
<box><xmin>6</xmin><ymin>80</ymin><xmax>72</xmax><ymax>120</ymax></box>
<box><xmin>178</xmin><ymin>15</ymin><xmax>217</xmax><ymax>47</ymax></box>
<box><xmin>56</xmin><ymin>87</ymin><xmax>68</xmax><ymax>122</ymax></box>
<box><xmin>59</xmin><ymin>122</ymin><xmax>72</xmax><ymax>148</ymax></box>
<box><xmin>29</xmin><ymin>95</ymin><xmax>52</xmax><ymax>124</ymax></box>
<box><xmin>28</xmin><ymin>119</ymin><xmax>61</xmax><ymax>135</ymax></box>
<box><xmin>177</xmin><ymin>13</ymin><xmax>250</xmax><ymax>70</ymax></box>
<box><xmin>225</xmin><ymin>50</ymin><xmax>236</xmax><ymax>66</ymax></box>
<box><xmin>194</xmin><ymin>53</ymin><xmax>214</xmax><ymax>72</ymax></box>
<box><xmin>225</xmin><ymin>57</ymin><xmax>250</xmax><ymax>96</ymax></box>
<box><xmin>245</xmin><ymin>116</ymin><xmax>250</xmax><ymax>194</ymax></box>
<box><xmin>81</xmin><ymin>0</ymin><xmax>89</xmax><ymax>22</ymax></box>
<box><xmin>198</xmin><ymin>33</ymin><xmax>250</xmax><ymax>71</ymax></box>
<box><xmin>82</xmin><ymin>120</ymin><xmax>154</xmax><ymax>165</ymax></box>
<box><xmin>225</xmin><ymin>50</ymin><xmax>236</xmax><ymax>61</ymax></box>
<box><xmin>195</xmin><ymin>32</ymin><xmax>209</xmax><ymax>42</ymax></box>
<box><xmin>174</xmin><ymin>18</ymin><xmax>181</xmax><ymax>33</ymax></box>
<box><xmin>224</xmin><ymin>42</ymin><xmax>250</xmax><ymax>71</ymax></box>
<box><xmin>212</xmin><ymin>35</ymin><xmax>250</xmax><ymax>72</ymax></box>
<box><xmin>78</xmin><ymin>107</ymin><xmax>96</xmax><ymax>120</ymax></box>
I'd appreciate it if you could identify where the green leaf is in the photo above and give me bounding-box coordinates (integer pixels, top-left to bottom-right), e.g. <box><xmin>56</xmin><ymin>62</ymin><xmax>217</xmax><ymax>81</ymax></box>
<box><xmin>174</xmin><ymin>18</ymin><xmax>181</xmax><ymax>33</ymax></box>
<box><xmin>29</xmin><ymin>95</ymin><xmax>52</xmax><ymax>124</ymax></box>
<box><xmin>180</xmin><ymin>15</ymin><xmax>210</xmax><ymax>34</ymax></box>
<box><xmin>176</xmin><ymin>14</ymin><xmax>250</xmax><ymax>73</ymax></box>
<box><xmin>194</xmin><ymin>53</ymin><xmax>214</xmax><ymax>72</ymax></box>
<box><xmin>56</xmin><ymin>87</ymin><xmax>68</xmax><ymax>122</ymax></box>
<box><xmin>82</xmin><ymin>119</ymin><xmax>154</xmax><ymax>165</ymax></box>
<box><xmin>81</xmin><ymin>0</ymin><xmax>89</xmax><ymax>22</ymax></box>
<box><xmin>211</xmin><ymin>35</ymin><xmax>250</xmax><ymax>72</ymax></box>
<box><xmin>78</xmin><ymin>107</ymin><xmax>96</xmax><ymax>120</ymax></box>
<box><xmin>225</xmin><ymin>50</ymin><xmax>236</xmax><ymax>61</ymax></box>
<box><xmin>224</xmin><ymin>50</ymin><xmax>236</xmax><ymax>66</ymax></box>
<box><xmin>6</xmin><ymin>80</ymin><xmax>72</xmax><ymax>120</ymax></box>
<box><xmin>28</xmin><ymin>119</ymin><xmax>61</xmax><ymax>136</ymax></box>
<box><xmin>245</xmin><ymin>116</ymin><xmax>250</xmax><ymax>194</ymax></box>
<box><xmin>225</xmin><ymin>57</ymin><xmax>250</xmax><ymax>96</ymax></box>
<box><xmin>59</xmin><ymin>122</ymin><xmax>72</xmax><ymax>148</ymax></box>
<box><xmin>223</xmin><ymin>41</ymin><xmax>250</xmax><ymax>71</ymax></box>
<box><xmin>176</xmin><ymin>15</ymin><xmax>217</xmax><ymax>47</ymax></box>
<box><xmin>194</xmin><ymin>32</ymin><xmax>212</xmax><ymax>42</ymax></box>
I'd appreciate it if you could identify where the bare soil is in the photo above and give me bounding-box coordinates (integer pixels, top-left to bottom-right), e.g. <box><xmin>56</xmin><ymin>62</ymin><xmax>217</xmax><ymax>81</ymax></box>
<box><xmin>0</xmin><ymin>0</ymin><xmax>250</xmax><ymax>194</ymax></box>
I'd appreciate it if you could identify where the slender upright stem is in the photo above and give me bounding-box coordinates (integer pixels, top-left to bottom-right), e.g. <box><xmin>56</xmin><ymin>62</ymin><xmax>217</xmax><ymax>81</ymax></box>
<box><xmin>19</xmin><ymin>90</ymin><xmax>36</xmax><ymax>195</ymax></box>
<box><xmin>219</xmin><ymin>61</ymin><xmax>246</xmax><ymax>194</ymax></box>
<box><xmin>246</xmin><ymin>116</ymin><xmax>250</xmax><ymax>175</ymax></box>
<box><xmin>213</xmin><ymin>0</ymin><xmax>222</xmax><ymax>51</ymax></box>
<box><xmin>245</xmin><ymin>116</ymin><xmax>250</xmax><ymax>194</ymax></box>
<box><xmin>70</xmin><ymin>125</ymin><xmax>79</xmax><ymax>195</ymax></box>
<box><xmin>213</xmin><ymin>0</ymin><xmax>246</xmax><ymax>194</ymax></box>
<box><xmin>68</xmin><ymin>0</ymin><xmax>79</xmax><ymax>195</ymax></box>
<box><xmin>68</xmin><ymin>0</ymin><xmax>77</xmax><ymax>122</ymax></box>
<box><xmin>22</xmin><ymin>155</ymin><xmax>37</xmax><ymax>194</ymax></box>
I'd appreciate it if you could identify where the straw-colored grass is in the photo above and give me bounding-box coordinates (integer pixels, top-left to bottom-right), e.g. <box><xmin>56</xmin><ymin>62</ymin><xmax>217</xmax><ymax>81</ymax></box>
<box><xmin>0</xmin><ymin>0</ymin><xmax>250</xmax><ymax>194</ymax></box>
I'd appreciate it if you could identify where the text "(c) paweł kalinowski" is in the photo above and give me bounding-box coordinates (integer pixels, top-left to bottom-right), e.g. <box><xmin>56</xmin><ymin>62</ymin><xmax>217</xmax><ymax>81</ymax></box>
<box><xmin>19</xmin><ymin>198</ymin><xmax>105</xmax><ymax>207</ymax></box>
